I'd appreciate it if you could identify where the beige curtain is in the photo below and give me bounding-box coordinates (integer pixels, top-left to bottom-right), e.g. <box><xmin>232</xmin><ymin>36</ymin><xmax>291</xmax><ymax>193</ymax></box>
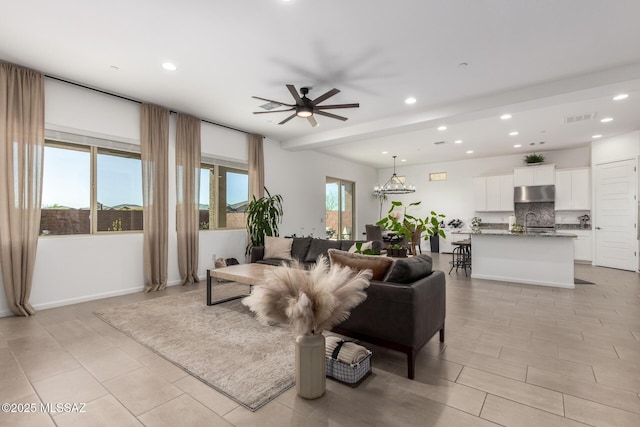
<box><xmin>141</xmin><ymin>104</ymin><xmax>169</xmax><ymax>292</ymax></box>
<box><xmin>0</xmin><ymin>62</ymin><xmax>44</xmax><ymax>316</ymax></box>
<box><xmin>248</xmin><ymin>134</ymin><xmax>264</xmax><ymax>200</ymax></box>
<box><xmin>176</xmin><ymin>113</ymin><xmax>201</xmax><ymax>284</ymax></box>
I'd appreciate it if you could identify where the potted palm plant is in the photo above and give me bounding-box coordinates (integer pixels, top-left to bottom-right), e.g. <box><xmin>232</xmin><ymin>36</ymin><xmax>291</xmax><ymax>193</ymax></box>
<box><xmin>376</xmin><ymin>201</ymin><xmax>446</xmax><ymax>255</ymax></box>
<box><xmin>245</xmin><ymin>187</ymin><xmax>284</xmax><ymax>256</ymax></box>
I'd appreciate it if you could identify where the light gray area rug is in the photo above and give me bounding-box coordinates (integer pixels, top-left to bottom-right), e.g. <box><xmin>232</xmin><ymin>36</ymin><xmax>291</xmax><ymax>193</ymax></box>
<box><xmin>94</xmin><ymin>286</ymin><xmax>295</xmax><ymax>411</ymax></box>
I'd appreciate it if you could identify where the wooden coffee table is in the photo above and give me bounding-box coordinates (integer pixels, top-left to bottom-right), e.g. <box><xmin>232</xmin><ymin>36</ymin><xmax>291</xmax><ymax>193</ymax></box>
<box><xmin>206</xmin><ymin>263</ymin><xmax>278</xmax><ymax>306</ymax></box>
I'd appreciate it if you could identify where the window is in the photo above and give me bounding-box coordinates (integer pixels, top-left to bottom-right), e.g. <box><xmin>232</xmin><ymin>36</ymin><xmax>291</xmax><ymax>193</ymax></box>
<box><xmin>40</xmin><ymin>140</ymin><xmax>143</xmax><ymax>235</ymax></box>
<box><xmin>96</xmin><ymin>148</ymin><xmax>143</xmax><ymax>232</ymax></box>
<box><xmin>325</xmin><ymin>177</ymin><xmax>355</xmax><ymax>240</ymax></box>
<box><xmin>199</xmin><ymin>163</ymin><xmax>248</xmax><ymax>230</ymax></box>
<box><xmin>41</xmin><ymin>142</ymin><xmax>91</xmax><ymax>235</ymax></box>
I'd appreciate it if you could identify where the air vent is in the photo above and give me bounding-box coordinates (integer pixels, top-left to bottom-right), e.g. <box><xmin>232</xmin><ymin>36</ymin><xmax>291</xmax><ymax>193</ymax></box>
<box><xmin>260</xmin><ymin>102</ymin><xmax>283</xmax><ymax>111</ymax></box>
<box><xmin>434</xmin><ymin>141</ymin><xmax>446</xmax><ymax>145</ymax></box>
<box><xmin>564</xmin><ymin>112</ymin><xmax>597</xmax><ymax>123</ymax></box>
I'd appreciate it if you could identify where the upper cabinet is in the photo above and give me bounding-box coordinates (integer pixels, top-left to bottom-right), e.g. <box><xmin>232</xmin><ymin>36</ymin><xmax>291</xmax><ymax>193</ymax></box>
<box><xmin>513</xmin><ymin>164</ymin><xmax>555</xmax><ymax>186</ymax></box>
<box><xmin>474</xmin><ymin>174</ymin><xmax>514</xmax><ymax>211</ymax></box>
<box><xmin>555</xmin><ymin>168</ymin><xmax>591</xmax><ymax>210</ymax></box>
<box><xmin>473</xmin><ymin>176</ymin><xmax>487</xmax><ymax>211</ymax></box>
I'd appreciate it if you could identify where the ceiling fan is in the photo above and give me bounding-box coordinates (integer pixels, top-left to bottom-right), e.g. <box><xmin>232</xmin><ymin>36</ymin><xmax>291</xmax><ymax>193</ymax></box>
<box><xmin>252</xmin><ymin>84</ymin><xmax>359</xmax><ymax>127</ymax></box>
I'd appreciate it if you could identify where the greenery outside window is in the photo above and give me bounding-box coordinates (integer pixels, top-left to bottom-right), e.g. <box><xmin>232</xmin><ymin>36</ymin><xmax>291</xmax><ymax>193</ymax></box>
<box><xmin>326</xmin><ymin>177</ymin><xmax>355</xmax><ymax>240</ymax></box>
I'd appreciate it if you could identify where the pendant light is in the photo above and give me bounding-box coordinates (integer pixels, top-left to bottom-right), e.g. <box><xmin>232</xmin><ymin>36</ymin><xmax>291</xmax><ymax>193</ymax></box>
<box><xmin>373</xmin><ymin>156</ymin><xmax>415</xmax><ymax>195</ymax></box>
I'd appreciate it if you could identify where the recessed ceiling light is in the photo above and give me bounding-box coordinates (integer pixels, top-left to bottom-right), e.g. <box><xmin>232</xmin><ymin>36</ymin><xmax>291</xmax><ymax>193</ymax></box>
<box><xmin>405</xmin><ymin>97</ymin><xmax>417</xmax><ymax>104</ymax></box>
<box><xmin>454</xmin><ymin>140</ymin><xmax>462</xmax><ymax>144</ymax></box>
<box><xmin>401</xmin><ymin>159</ymin><xmax>407</xmax><ymax>162</ymax></box>
<box><xmin>513</xmin><ymin>144</ymin><xmax>522</xmax><ymax>148</ymax></box>
<box><xmin>509</xmin><ymin>131</ymin><xmax>519</xmax><ymax>136</ymax></box>
<box><xmin>437</xmin><ymin>126</ymin><xmax>447</xmax><ymax>131</ymax></box>
<box><xmin>500</xmin><ymin>114</ymin><xmax>512</xmax><ymax>120</ymax></box>
<box><xmin>613</xmin><ymin>93</ymin><xmax>629</xmax><ymax>101</ymax></box>
<box><xmin>600</xmin><ymin>117</ymin><xmax>613</xmax><ymax>123</ymax></box>
<box><xmin>381</xmin><ymin>151</ymin><xmax>388</xmax><ymax>154</ymax></box>
<box><xmin>466</xmin><ymin>150</ymin><xmax>473</xmax><ymax>154</ymax></box>
<box><xmin>592</xmin><ymin>134</ymin><xmax>603</xmax><ymax>139</ymax></box>
<box><xmin>162</xmin><ymin>62</ymin><xmax>177</xmax><ymax>71</ymax></box>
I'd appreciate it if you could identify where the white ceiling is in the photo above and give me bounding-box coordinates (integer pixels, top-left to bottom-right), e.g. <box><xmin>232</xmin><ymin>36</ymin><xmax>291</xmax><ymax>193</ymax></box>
<box><xmin>2</xmin><ymin>0</ymin><xmax>640</xmax><ymax>168</ymax></box>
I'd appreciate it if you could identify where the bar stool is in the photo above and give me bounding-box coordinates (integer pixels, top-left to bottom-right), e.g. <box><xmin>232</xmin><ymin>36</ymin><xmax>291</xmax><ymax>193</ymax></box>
<box><xmin>449</xmin><ymin>239</ymin><xmax>471</xmax><ymax>276</ymax></box>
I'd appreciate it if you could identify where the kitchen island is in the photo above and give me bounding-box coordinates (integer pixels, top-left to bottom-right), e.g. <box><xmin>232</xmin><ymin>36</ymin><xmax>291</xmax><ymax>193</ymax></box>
<box><xmin>470</xmin><ymin>230</ymin><xmax>577</xmax><ymax>289</ymax></box>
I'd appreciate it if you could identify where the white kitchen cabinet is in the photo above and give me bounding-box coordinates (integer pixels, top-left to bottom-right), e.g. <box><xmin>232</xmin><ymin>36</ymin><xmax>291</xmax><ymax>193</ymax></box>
<box><xmin>473</xmin><ymin>176</ymin><xmax>487</xmax><ymax>211</ymax></box>
<box><xmin>573</xmin><ymin>229</ymin><xmax>592</xmax><ymax>262</ymax></box>
<box><xmin>513</xmin><ymin>164</ymin><xmax>555</xmax><ymax>186</ymax></box>
<box><xmin>474</xmin><ymin>174</ymin><xmax>514</xmax><ymax>211</ymax></box>
<box><xmin>555</xmin><ymin>168</ymin><xmax>590</xmax><ymax>210</ymax></box>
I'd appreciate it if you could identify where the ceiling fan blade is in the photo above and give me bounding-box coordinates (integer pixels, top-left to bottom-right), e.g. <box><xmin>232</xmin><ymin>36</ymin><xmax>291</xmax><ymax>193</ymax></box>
<box><xmin>315</xmin><ymin>110</ymin><xmax>348</xmax><ymax>121</ymax></box>
<box><xmin>312</xmin><ymin>88</ymin><xmax>340</xmax><ymax>105</ymax></box>
<box><xmin>278</xmin><ymin>113</ymin><xmax>297</xmax><ymax>125</ymax></box>
<box><xmin>316</xmin><ymin>103</ymin><xmax>360</xmax><ymax>109</ymax></box>
<box><xmin>251</xmin><ymin>96</ymin><xmax>294</xmax><ymax>107</ymax></box>
<box><xmin>307</xmin><ymin>115</ymin><xmax>318</xmax><ymax>127</ymax></box>
<box><xmin>253</xmin><ymin>108</ymin><xmax>295</xmax><ymax>114</ymax></box>
<box><xmin>286</xmin><ymin>84</ymin><xmax>303</xmax><ymax>104</ymax></box>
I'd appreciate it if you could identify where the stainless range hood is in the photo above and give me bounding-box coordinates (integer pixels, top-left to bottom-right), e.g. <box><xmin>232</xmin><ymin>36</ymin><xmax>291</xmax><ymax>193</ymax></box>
<box><xmin>514</xmin><ymin>185</ymin><xmax>555</xmax><ymax>203</ymax></box>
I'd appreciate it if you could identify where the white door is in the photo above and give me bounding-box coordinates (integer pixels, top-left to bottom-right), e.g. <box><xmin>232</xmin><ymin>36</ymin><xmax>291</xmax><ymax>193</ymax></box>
<box><xmin>594</xmin><ymin>159</ymin><xmax>637</xmax><ymax>270</ymax></box>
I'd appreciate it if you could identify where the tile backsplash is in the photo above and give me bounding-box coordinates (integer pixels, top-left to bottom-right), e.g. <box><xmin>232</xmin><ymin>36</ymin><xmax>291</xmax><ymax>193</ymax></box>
<box><xmin>515</xmin><ymin>202</ymin><xmax>555</xmax><ymax>227</ymax></box>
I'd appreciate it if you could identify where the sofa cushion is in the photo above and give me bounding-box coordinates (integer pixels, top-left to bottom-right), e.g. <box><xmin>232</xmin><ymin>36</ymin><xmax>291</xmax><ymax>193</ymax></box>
<box><xmin>327</xmin><ymin>249</ymin><xmax>394</xmax><ymax>281</ymax></box>
<box><xmin>304</xmin><ymin>239</ymin><xmax>342</xmax><ymax>262</ymax></box>
<box><xmin>264</xmin><ymin>236</ymin><xmax>293</xmax><ymax>260</ymax></box>
<box><xmin>291</xmin><ymin>237</ymin><xmax>313</xmax><ymax>261</ymax></box>
<box><xmin>340</xmin><ymin>240</ymin><xmax>356</xmax><ymax>251</ymax></box>
<box><xmin>384</xmin><ymin>254</ymin><xmax>433</xmax><ymax>284</ymax></box>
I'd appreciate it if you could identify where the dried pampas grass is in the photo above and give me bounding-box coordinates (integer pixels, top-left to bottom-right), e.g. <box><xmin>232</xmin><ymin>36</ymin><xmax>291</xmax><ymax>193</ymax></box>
<box><xmin>242</xmin><ymin>256</ymin><xmax>372</xmax><ymax>336</ymax></box>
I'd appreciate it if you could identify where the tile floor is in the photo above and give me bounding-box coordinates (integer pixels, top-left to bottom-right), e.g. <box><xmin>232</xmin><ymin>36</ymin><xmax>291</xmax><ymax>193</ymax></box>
<box><xmin>1</xmin><ymin>254</ymin><xmax>639</xmax><ymax>426</ymax></box>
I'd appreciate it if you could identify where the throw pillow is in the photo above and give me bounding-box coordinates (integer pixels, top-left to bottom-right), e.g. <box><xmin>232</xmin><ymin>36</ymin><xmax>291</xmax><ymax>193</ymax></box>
<box><xmin>384</xmin><ymin>254</ymin><xmax>433</xmax><ymax>284</ymax></box>
<box><xmin>327</xmin><ymin>248</ymin><xmax>394</xmax><ymax>281</ymax></box>
<box><xmin>348</xmin><ymin>241</ymin><xmax>373</xmax><ymax>253</ymax></box>
<box><xmin>264</xmin><ymin>236</ymin><xmax>293</xmax><ymax>260</ymax></box>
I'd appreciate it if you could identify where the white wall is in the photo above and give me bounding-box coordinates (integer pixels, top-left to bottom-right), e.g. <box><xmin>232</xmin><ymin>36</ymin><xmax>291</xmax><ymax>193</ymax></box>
<box><xmin>375</xmin><ymin>146</ymin><xmax>591</xmax><ymax>228</ymax></box>
<box><xmin>263</xmin><ymin>138</ymin><xmax>379</xmax><ymax>239</ymax></box>
<box><xmin>0</xmin><ymin>79</ymin><xmax>378</xmax><ymax>317</ymax></box>
<box><xmin>591</xmin><ymin>131</ymin><xmax>640</xmax><ymax>164</ymax></box>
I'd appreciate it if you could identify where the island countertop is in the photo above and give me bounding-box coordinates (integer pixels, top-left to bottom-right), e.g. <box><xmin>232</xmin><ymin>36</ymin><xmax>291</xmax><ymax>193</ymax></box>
<box><xmin>467</xmin><ymin>229</ymin><xmax>577</xmax><ymax>238</ymax></box>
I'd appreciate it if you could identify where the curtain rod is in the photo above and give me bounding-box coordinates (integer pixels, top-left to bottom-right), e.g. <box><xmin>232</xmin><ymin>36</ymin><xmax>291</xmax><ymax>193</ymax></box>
<box><xmin>45</xmin><ymin>75</ymin><xmax>253</xmax><ymax>136</ymax></box>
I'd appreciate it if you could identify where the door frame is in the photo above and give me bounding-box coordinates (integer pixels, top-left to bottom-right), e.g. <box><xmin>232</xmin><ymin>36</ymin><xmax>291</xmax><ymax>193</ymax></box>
<box><xmin>592</xmin><ymin>156</ymin><xmax>639</xmax><ymax>271</ymax></box>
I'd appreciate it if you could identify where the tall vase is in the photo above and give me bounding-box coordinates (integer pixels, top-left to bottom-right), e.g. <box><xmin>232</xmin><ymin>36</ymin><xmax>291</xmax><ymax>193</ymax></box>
<box><xmin>295</xmin><ymin>333</ymin><xmax>326</xmax><ymax>399</ymax></box>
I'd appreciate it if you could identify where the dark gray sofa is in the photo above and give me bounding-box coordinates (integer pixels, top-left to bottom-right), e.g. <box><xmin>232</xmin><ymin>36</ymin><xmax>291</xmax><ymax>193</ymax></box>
<box><xmin>250</xmin><ymin>238</ymin><xmax>445</xmax><ymax>380</ymax></box>
<box><xmin>331</xmin><ymin>253</ymin><xmax>445</xmax><ymax>380</ymax></box>
<box><xmin>249</xmin><ymin>236</ymin><xmax>383</xmax><ymax>267</ymax></box>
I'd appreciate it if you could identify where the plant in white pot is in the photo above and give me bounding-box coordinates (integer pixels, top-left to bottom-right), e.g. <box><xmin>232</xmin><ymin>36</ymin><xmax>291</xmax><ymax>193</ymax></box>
<box><xmin>242</xmin><ymin>257</ymin><xmax>372</xmax><ymax>399</ymax></box>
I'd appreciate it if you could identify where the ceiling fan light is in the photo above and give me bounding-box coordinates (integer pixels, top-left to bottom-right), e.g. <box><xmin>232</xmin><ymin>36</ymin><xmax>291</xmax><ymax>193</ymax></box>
<box><xmin>296</xmin><ymin>107</ymin><xmax>313</xmax><ymax>117</ymax></box>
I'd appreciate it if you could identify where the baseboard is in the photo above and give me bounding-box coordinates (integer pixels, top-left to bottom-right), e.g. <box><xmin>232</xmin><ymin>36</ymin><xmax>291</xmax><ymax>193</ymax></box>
<box><xmin>471</xmin><ymin>273</ymin><xmax>575</xmax><ymax>289</ymax></box>
<box><xmin>32</xmin><ymin>286</ymin><xmax>146</xmax><ymax>312</ymax></box>
<box><xmin>0</xmin><ymin>279</ymin><xmax>185</xmax><ymax>318</ymax></box>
